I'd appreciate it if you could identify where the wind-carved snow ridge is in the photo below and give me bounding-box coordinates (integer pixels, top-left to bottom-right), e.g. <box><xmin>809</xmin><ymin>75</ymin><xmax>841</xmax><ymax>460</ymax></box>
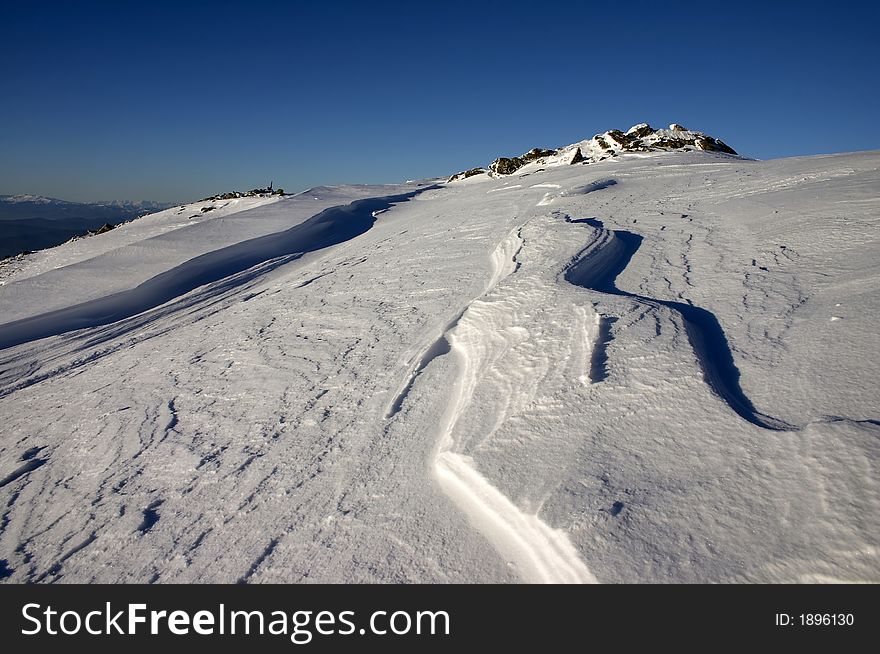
<box><xmin>384</xmin><ymin>333</ymin><xmax>453</xmax><ymax>419</ymax></box>
<box><xmin>427</xmin><ymin>227</ymin><xmax>598</xmax><ymax>584</ymax></box>
<box><xmin>384</xmin><ymin>228</ymin><xmax>524</xmax><ymax>420</ymax></box>
<box><xmin>563</xmin><ymin>217</ymin><xmax>795</xmax><ymax>431</ymax></box>
<box><xmin>0</xmin><ymin>188</ymin><xmax>435</xmax><ymax>351</ymax></box>
<box><xmin>433</xmin><ymin>453</ymin><xmax>597</xmax><ymax>583</ymax></box>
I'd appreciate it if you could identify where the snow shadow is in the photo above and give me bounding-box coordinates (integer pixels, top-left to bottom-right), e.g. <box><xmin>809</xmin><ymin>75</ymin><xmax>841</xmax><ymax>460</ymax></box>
<box><xmin>565</xmin><ymin>217</ymin><xmax>793</xmax><ymax>431</ymax></box>
<box><xmin>589</xmin><ymin>316</ymin><xmax>617</xmax><ymax>383</ymax></box>
<box><xmin>0</xmin><ymin>457</ymin><xmax>47</xmax><ymax>489</ymax></box>
<box><xmin>570</xmin><ymin>179</ymin><xmax>617</xmax><ymax>195</ymax></box>
<box><xmin>0</xmin><ymin>187</ymin><xmax>434</xmax><ymax>351</ymax></box>
<box><xmin>137</xmin><ymin>499</ymin><xmax>164</xmax><ymax>534</ymax></box>
<box><xmin>385</xmin><ymin>335</ymin><xmax>452</xmax><ymax>419</ymax></box>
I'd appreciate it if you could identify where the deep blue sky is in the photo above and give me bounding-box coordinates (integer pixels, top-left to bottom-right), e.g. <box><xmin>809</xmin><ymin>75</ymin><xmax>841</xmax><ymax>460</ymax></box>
<box><xmin>2</xmin><ymin>0</ymin><xmax>878</xmax><ymax>203</ymax></box>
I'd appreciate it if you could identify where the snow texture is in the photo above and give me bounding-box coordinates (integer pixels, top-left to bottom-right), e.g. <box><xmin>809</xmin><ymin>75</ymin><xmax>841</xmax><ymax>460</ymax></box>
<box><xmin>0</xmin><ymin>147</ymin><xmax>878</xmax><ymax>584</ymax></box>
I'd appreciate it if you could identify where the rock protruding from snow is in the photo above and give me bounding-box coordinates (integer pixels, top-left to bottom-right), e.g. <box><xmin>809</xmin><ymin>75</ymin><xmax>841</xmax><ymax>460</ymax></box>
<box><xmin>489</xmin><ymin>157</ymin><xmax>523</xmax><ymax>175</ymax></box>
<box><xmin>200</xmin><ymin>187</ymin><xmax>285</xmax><ymax>202</ymax></box>
<box><xmin>447</xmin><ymin>167</ymin><xmax>487</xmax><ymax>183</ymax></box>
<box><xmin>63</xmin><ymin>222</ymin><xmax>119</xmax><ymax>246</ymax></box>
<box><xmin>487</xmin><ymin>148</ymin><xmax>559</xmax><ymax>176</ymax></box>
<box><xmin>449</xmin><ymin>123</ymin><xmax>738</xmax><ymax>180</ymax></box>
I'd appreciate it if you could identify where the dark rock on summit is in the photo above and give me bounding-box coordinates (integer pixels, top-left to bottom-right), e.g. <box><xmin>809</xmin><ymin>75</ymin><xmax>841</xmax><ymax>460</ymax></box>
<box><xmin>448</xmin><ymin>122</ymin><xmax>738</xmax><ymax>180</ymax></box>
<box><xmin>695</xmin><ymin>137</ymin><xmax>737</xmax><ymax>155</ymax></box>
<box><xmin>521</xmin><ymin>148</ymin><xmax>557</xmax><ymax>161</ymax></box>
<box><xmin>490</xmin><ymin>157</ymin><xmax>525</xmax><ymax>175</ymax></box>
<box><xmin>488</xmin><ymin>147</ymin><xmax>559</xmax><ymax>175</ymax></box>
<box><xmin>627</xmin><ymin>123</ymin><xmax>655</xmax><ymax>138</ymax></box>
<box><xmin>92</xmin><ymin>223</ymin><xmax>116</xmax><ymax>235</ymax></box>
<box><xmin>201</xmin><ymin>187</ymin><xmax>285</xmax><ymax>202</ymax></box>
<box><xmin>447</xmin><ymin>168</ymin><xmax>487</xmax><ymax>183</ymax></box>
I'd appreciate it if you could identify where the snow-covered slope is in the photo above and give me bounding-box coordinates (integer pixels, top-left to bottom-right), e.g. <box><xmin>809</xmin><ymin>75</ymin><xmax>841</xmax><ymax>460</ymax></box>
<box><xmin>0</xmin><ymin>142</ymin><xmax>877</xmax><ymax>584</ymax></box>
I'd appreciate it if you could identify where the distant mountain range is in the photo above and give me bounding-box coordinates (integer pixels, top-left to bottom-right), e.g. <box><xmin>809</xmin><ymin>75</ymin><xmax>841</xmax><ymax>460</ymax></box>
<box><xmin>0</xmin><ymin>195</ymin><xmax>176</xmax><ymax>258</ymax></box>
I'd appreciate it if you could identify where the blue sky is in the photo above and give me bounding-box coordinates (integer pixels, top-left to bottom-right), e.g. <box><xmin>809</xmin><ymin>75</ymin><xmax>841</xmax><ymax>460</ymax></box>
<box><xmin>2</xmin><ymin>0</ymin><xmax>878</xmax><ymax>203</ymax></box>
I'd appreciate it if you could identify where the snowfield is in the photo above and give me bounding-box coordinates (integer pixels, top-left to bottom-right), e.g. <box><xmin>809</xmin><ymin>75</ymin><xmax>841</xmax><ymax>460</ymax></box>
<box><xmin>0</xmin><ymin>147</ymin><xmax>878</xmax><ymax>583</ymax></box>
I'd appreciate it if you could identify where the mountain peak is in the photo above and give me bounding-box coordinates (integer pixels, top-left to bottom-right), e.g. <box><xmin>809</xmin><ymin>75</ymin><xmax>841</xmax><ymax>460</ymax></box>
<box><xmin>448</xmin><ymin>123</ymin><xmax>738</xmax><ymax>181</ymax></box>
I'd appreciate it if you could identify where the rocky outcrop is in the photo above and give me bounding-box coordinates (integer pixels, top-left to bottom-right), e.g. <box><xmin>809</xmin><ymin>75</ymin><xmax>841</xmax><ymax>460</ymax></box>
<box><xmin>91</xmin><ymin>223</ymin><xmax>116</xmax><ymax>235</ymax></box>
<box><xmin>489</xmin><ymin>157</ymin><xmax>524</xmax><ymax>175</ymax></box>
<box><xmin>626</xmin><ymin>123</ymin><xmax>656</xmax><ymax>138</ymax></box>
<box><xmin>448</xmin><ymin>123</ymin><xmax>738</xmax><ymax>180</ymax></box>
<box><xmin>201</xmin><ymin>187</ymin><xmax>284</xmax><ymax>202</ymax></box>
<box><xmin>521</xmin><ymin>148</ymin><xmax>557</xmax><ymax>161</ymax></box>
<box><xmin>488</xmin><ymin>147</ymin><xmax>559</xmax><ymax>175</ymax></box>
<box><xmin>695</xmin><ymin>136</ymin><xmax>737</xmax><ymax>155</ymax></box>
<box><xmin>447</xmin><ymin>168</ymin><xmax>487</xmax><ymax>183</ymax></box>
<box><xmin>63</xmin><ymin>221</ymin><xmax>119</xmax><ymax>246</ymax></box>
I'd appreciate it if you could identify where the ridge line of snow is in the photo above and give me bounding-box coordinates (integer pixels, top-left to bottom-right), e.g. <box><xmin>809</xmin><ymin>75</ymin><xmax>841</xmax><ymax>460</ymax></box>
<box><xmin>430</xmin><ymin>226</ymin><xmax>597</xmax><ymax>583</ymax></box>
<box><xmin>0</xmin><ymin>189</ymin><xmax>432</xmax><ymax>351</ymax></box>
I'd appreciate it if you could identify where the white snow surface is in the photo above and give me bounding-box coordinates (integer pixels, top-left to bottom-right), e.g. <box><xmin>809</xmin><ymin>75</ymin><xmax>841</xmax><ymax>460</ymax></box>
<box><xmin>0</xmin><ymin>149</ymin><xmax>878</xmax><ymax>583</ymax></box>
